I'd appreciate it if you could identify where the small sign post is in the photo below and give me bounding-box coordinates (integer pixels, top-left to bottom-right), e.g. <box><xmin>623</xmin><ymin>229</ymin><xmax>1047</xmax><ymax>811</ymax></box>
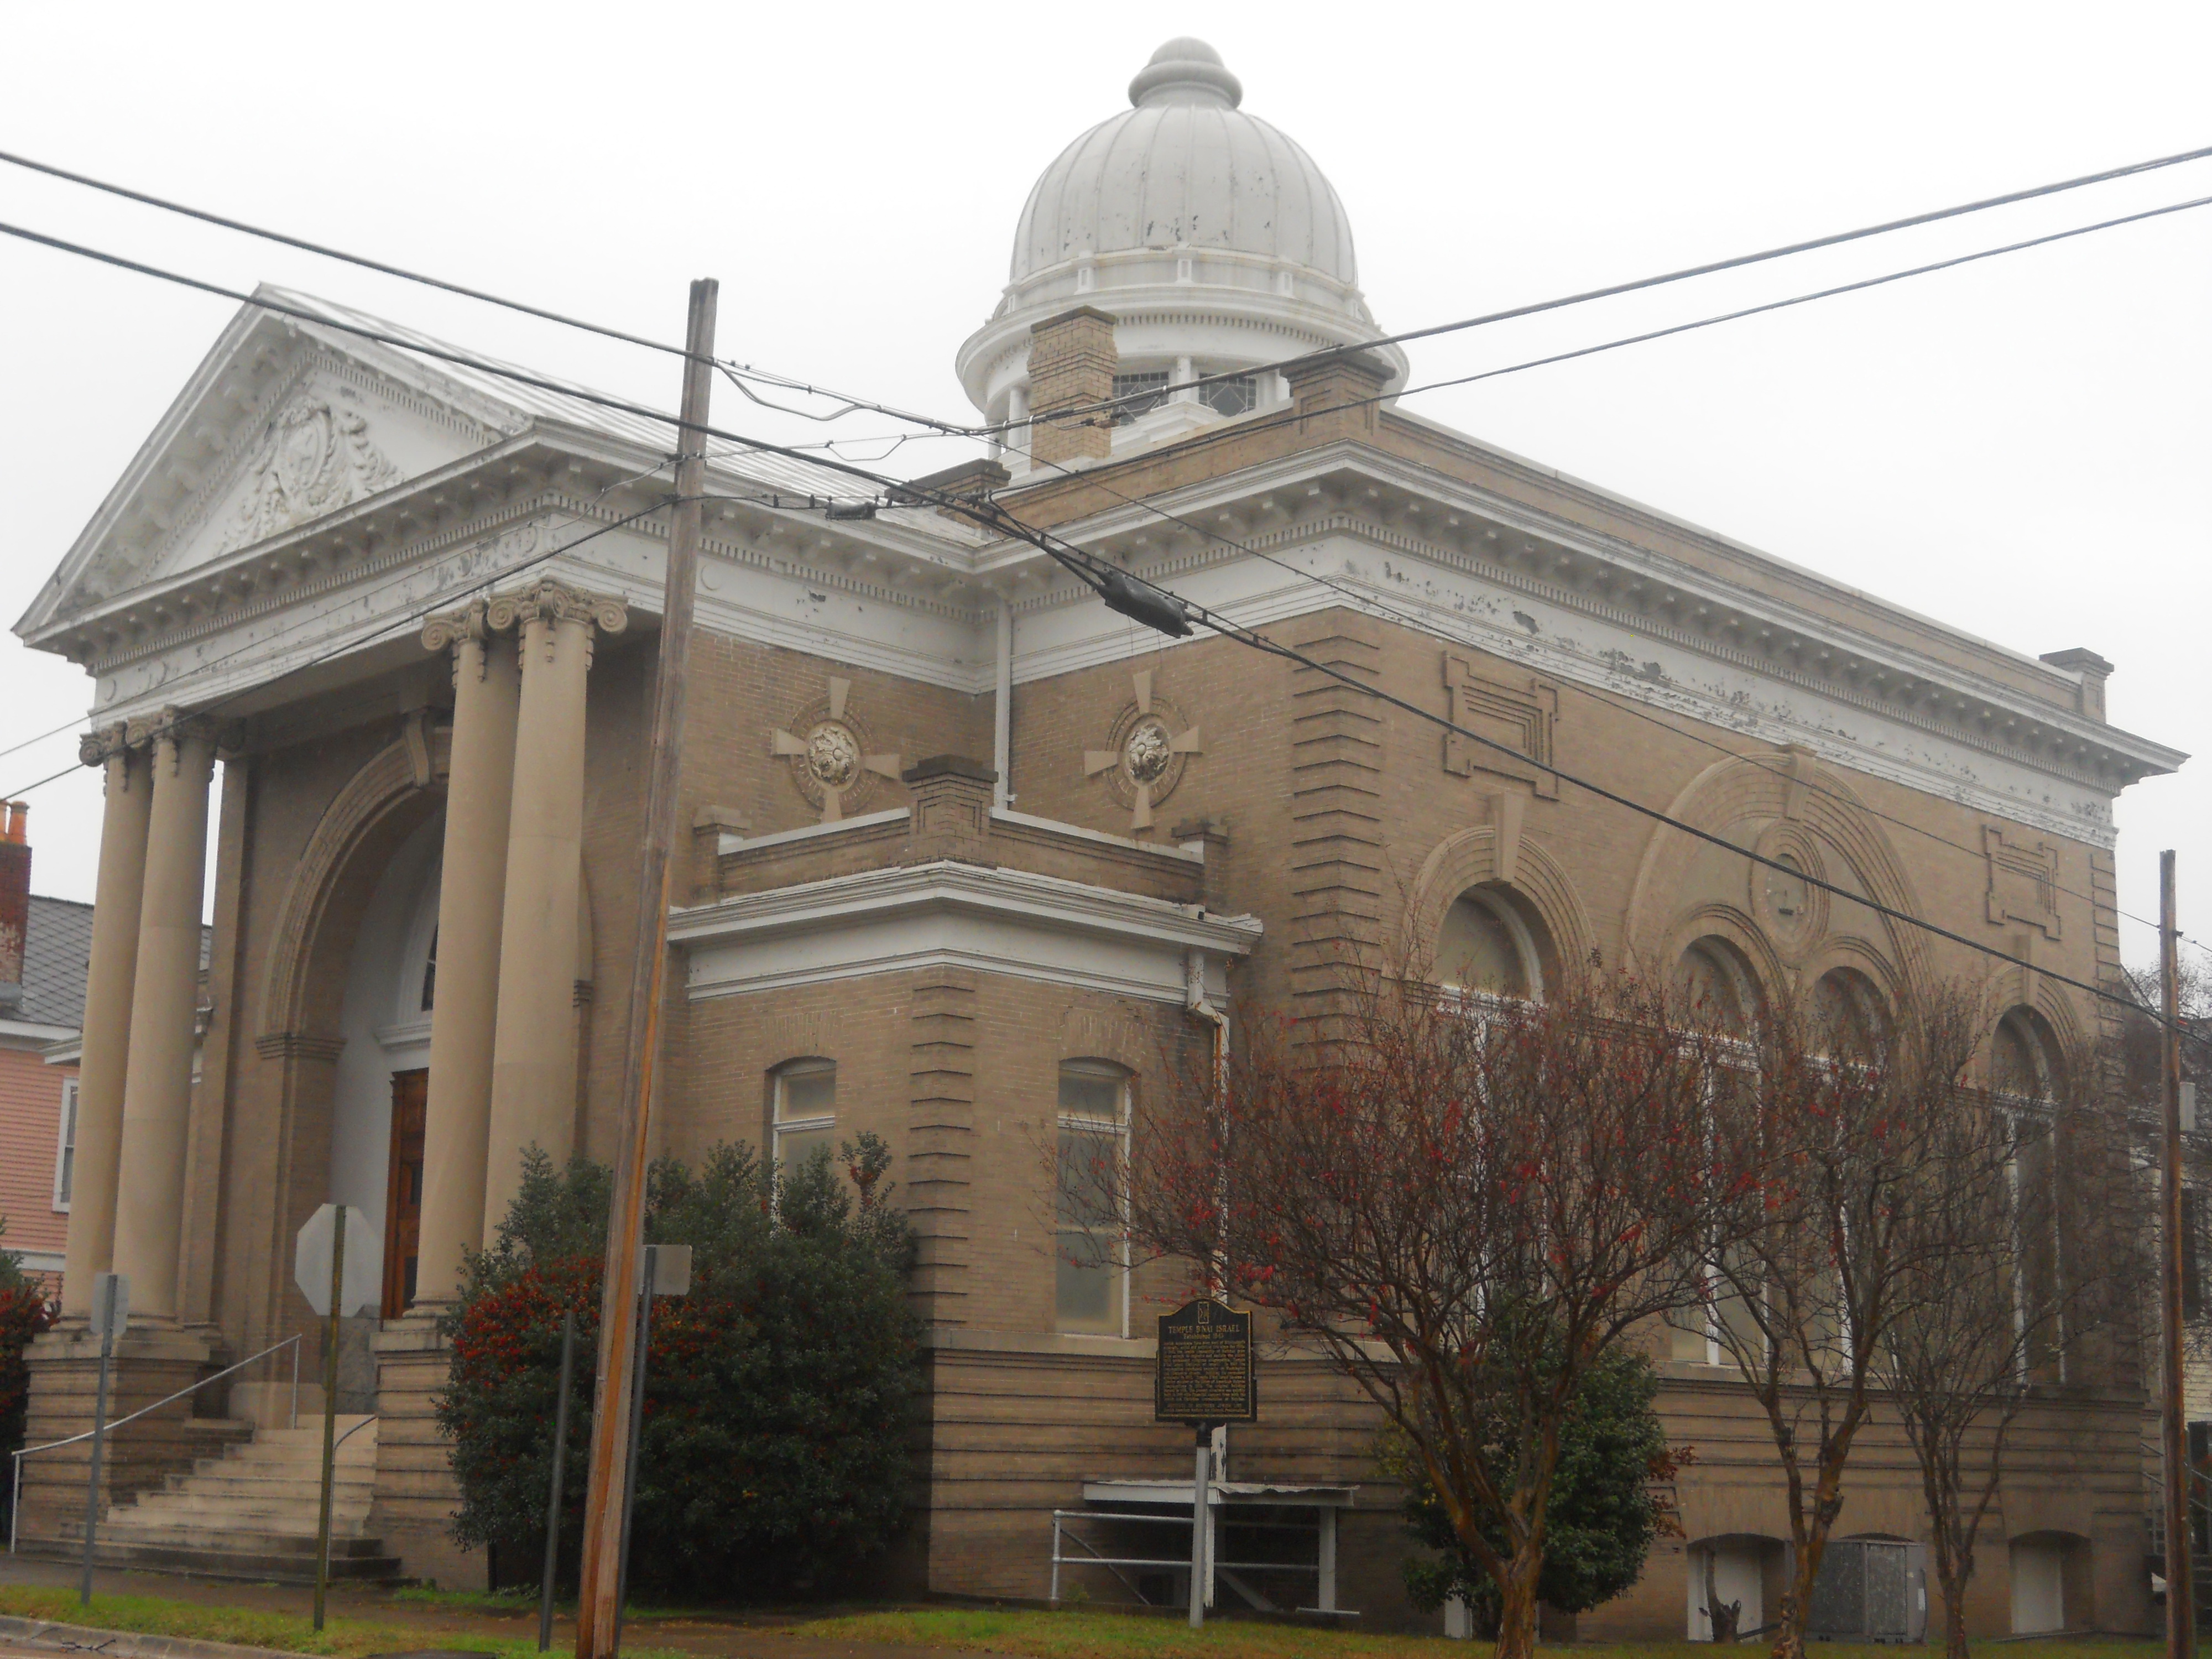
<box><xmin>294</xmin><ymin>1204</ymin><xmax>370</xmax><ymax>1634</ymax></box>
<box><xmin>610</xmin><ymin>1243</ymin><xmax>690</xmax><ymax>1651</ymax></box>
<box><xmin>1155</xmin><ymin>1298</ymin><xmax>1256</xmax><ymax>1629</ymax></box>
<box><xmin>79</xmin><ymin>1271</ymin><xmax>127</xmax><ymax>1609</ymax></box>
<box><xmin>539</xmin><ymin>1310</ymin><xmax>577</xmax><ymax>1654</ymax></box>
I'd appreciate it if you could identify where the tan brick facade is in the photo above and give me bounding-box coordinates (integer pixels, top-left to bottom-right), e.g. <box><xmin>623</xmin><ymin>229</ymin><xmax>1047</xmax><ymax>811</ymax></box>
<box><xmin>15</xmin><ymin>271</ymin><xmax>2174</xmax><ymax>1633</ymax></box>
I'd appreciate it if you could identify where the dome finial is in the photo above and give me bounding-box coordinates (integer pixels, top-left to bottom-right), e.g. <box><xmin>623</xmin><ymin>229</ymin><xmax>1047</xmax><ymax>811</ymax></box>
<box><xmin>1129</xmin><ymin>37</ymin><xmax>1242</xmax><ymax>108</ymax></box>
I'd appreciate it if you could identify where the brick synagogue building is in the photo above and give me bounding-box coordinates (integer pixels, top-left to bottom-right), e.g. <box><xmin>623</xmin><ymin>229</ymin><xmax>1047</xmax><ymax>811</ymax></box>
<box><xmin>11</xmin><ymin>36</ymin><xmax>2187</xmax><ymax>1637</ymax></box>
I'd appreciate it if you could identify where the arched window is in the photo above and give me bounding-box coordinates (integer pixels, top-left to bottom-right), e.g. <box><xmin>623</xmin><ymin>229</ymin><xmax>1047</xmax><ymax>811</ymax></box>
<box><xmin>1813</xmin><ymin>967</ymin><xmax>1888</xmax><ymax>1056</ymax></box>
<box><xmin>771</xmin><ymin>1058</ymin><xmax>837</xmax><ymax>1173</ymax></box>
<box><xmin>1437</xmin><ymin>884</ymin><xmax>1550</xmax><ymax>1000</ymax></box>
<box><xmin>1990</xmin><ymin>1009</ymin><xmax>2066</xmax><ymax>1378</ymax></box>
<box><xmin>1991</xmin><ymin>1008</ymin><xmax>2062</xmax><ymax>1100</ymax></box>
<box><xmin>1675</xmin><ymin>937</ymin><xmax>1761</xmax><ymax>1035</ymax></box>
<box><xmin>1055</xmin><ymin>1061</ymin><xmax>1130</xmax><ymax>1335</ymax></box>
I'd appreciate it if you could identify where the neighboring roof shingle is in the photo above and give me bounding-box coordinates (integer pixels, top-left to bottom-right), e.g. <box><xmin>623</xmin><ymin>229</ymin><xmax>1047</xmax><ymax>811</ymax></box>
<box><xmin>19</xmin><ymin>895</ymin><xmax>92</xmax><ymax>1030</ymax></box>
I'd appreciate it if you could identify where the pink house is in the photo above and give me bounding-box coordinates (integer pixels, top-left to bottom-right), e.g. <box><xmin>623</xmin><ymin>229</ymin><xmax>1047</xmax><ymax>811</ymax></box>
<box><xmin>0</xmin><ymin>805</ymin><xmax>87</xmax><ymax>1291</ymax></box>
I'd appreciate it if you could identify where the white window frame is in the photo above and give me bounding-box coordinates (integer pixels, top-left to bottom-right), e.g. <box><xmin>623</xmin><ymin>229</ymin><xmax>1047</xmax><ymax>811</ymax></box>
<box><xmin>1438</xmin><ymin>886</ymin><xmax>1545</xmax><ymax>1004</ymax></box>
<box><xmin>770</xmin><ymin>1057</ymin><xmax>837</xmax><ymax>1192</ymax></box>
<box><xmin>1055</xmin><ymin>1060</ymin><xmax>1131</xmax><ymax>1338</ymax></box>
<box><xmin>53</xmin><ymin>1076</ymin><xmax>79</xmax><ymax>1211</ymax></box>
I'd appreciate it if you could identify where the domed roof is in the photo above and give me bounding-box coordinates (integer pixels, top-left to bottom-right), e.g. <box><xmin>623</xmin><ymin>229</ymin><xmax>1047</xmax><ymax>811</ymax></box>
<box><xmin>956</xmin><ymin>39</ymin><xmax>1405</xmax><ymax>425</ymax></box>
<box><xmin>1009</xmin><ymin>38</ymin><xmax>1358</xmax><ymax>288</ymax></box>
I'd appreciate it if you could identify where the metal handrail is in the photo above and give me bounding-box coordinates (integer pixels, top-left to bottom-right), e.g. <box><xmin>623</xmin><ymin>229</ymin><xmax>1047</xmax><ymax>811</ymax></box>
<box><xmin>8</xmin><ymin>1332</ymin><xmax>302</xmax><ymax>1552</ymax></box>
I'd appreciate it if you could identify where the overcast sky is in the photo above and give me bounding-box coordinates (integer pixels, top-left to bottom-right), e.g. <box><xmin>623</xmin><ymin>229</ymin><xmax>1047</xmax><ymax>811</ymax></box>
<box><xmin>2</xmin><ymin>2</ymin><xmax>2204</xmax><ymax>968</ymax></box>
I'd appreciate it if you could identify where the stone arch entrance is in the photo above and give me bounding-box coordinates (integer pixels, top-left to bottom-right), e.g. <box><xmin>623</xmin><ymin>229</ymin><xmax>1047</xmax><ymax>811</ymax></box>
<box><xmin>242</xmin><ymin>724</ymin><xmax>450</xmax><ymax>1362</ymax></box>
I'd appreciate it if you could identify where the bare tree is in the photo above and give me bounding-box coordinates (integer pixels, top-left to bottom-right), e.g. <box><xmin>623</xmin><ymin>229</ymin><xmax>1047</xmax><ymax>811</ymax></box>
<box><xmin>1870</xmin><ymin>1064</ymin><xmax>2145</xmax><ymax>1659</ymax></box>
<box><xmin>1103</xmin><ymin>971</ymin><xmax>1766</xmax><ymax>1659</ymax></box>
<box><xmin>1698</xmin><ymin>987</ymin><xmax>1989</xmax><ymax>1659</ymax></box>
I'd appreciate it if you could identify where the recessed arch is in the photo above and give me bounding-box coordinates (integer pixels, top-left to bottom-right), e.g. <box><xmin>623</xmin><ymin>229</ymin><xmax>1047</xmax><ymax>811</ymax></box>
<box><xmin>1406</xmin><ymin>823</ymin><xmax>1597</xmax><ymax>985</ymax></box>
<box><xmin>1625</xmin><ymin>749</ymin><xmax>1932</xmax><ymax>1004</ymax></box>
<box><xmin>259</xmin><ymin>725</ymin><xmax>450</xmax><ymax>1047</ymax></box>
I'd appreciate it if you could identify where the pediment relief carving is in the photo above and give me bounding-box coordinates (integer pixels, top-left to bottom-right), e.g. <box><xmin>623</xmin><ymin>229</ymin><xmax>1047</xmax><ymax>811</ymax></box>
<box><xmin>218</xmin><ymin>396</ymin><xmax>402</xmax><ymax>556</ymax></box>
<box><xmin>52</xmin><ymin>348</ymin><xmax>500</xmax><ymax>624</ymax></box>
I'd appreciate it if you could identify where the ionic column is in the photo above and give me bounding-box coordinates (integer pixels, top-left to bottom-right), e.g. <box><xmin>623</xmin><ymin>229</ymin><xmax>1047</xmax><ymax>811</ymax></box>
<box><xmin>410</xmin><ymin>603</ymin><xmax>523</xmax><ymax>1310</ymax></box>
<box><xmin>481</xmin><ymin>582</ymin><xmax>625</xmax><ymax>1235</ymax></box>
<box><xmin>109</xmin><ymin>712</ymin><xmax>218</xmax><ymax>1321</ymax></box>
<box><xmin>59</xmin><ymin>729</ymin><xmax>153</xmax><ymax>1317</ymax></box>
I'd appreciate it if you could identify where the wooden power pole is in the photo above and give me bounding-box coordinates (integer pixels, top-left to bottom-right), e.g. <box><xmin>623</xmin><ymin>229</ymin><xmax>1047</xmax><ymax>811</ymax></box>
<box><xmin>574</xmin><ymin>278</ymin><xmax>718</xmax><ymax>1659</ymax></box>
<box><xmin>2161</xmin><ymin>848</ymin><xmax>2193</xmax><ymax>1659</ymax></box>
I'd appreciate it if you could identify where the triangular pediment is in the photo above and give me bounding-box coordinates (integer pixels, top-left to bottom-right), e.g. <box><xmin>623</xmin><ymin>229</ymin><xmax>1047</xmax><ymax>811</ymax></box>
<box><xmin>18</xmin><ymin>289</ymin><xmax>528</xmax><ymax>638</ymax></box>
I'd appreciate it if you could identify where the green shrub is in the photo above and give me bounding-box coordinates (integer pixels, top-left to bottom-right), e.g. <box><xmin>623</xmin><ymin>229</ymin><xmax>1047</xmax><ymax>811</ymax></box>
<box><xmin>0</xmin><ymin>1218</ymin><xmax>59</xmax><ymax>1468</ymax></box>
<box><xmin>436</xmin><ymin>1138</ymin><xmax>921</xmax><ymax>1597</ymax></box>
<box><xmin>1395</xmin><ymin>1342</ymin><xmax>1678</xmax><ymax>1632</ymax></box>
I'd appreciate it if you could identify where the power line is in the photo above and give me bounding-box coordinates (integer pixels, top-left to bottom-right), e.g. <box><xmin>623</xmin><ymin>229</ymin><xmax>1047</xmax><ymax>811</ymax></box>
<box><xmin>0</xmin><ymin>147</ymin><xmax>691</xmax><ymax>363</ymax></box>
<box><xmin>0</xmin><ymin>217</ymin><xmax>2189</xmax><ymax>1021</ymax></box>
<box><xmin>992</xmin><ymin>138</ymin><xmax>2212</xmax><ymax>432</ymax></box>
<box><xmin>1001</xmin><ymin>188</ymin><xmax>2212</xmax><ymax>478</ymax></box>
<box><xmin>0</xmin><ymin>500</ymin><xmax>672</xmax><ymax>801</ymax></box>
<box><xmin>14</xmin><ymin>134</ymin><xmax>2209</xmax><ymax>446</ymax></box>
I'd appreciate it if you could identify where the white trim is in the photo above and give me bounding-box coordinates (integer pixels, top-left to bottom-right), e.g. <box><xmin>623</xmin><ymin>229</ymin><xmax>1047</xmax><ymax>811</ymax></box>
<box><xmin>992</xmin><ymin>807</ymin><xmax>1203</xmax><ymax>864</ymax></box>
<box><xmin>0</xmin><ymin>1018</ymin><xmax>80</xmax><ymax>1046</ymax></box>
<box><xmin>43</xmin><ymin>1040</ymin><xmax>82</xmax><ymax>1066</ymax></box>
<box><xmin>674</xmin><ymin>860</ymin><xmax>1260</xmax><ymax>1005</ymax></box>
<box><xmin>717</xmin><ymin>807</ymin><xmax>908</xmax><ymax>857</ymax></box>
<box><xmin>52</xmin><ymin>1076</ymin><xmax>79</xmax><ymax>1212</ymax></box>
<box><xmin>8</xmin><ymin>1249</ymin><xmax>63</xmax><ymax>1277</ymax></box>
<box><xmin>373</xmin><ymin>1015</ymin><xmax>435</xmax><ymax>1056</ymax></box>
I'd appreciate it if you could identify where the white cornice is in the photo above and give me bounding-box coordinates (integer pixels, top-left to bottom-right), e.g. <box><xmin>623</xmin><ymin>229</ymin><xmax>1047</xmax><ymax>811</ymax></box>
<box><xmin>672</xmin><ymin>858</ymin><xmax>1260</xmax><ymax>1004</ymax></box>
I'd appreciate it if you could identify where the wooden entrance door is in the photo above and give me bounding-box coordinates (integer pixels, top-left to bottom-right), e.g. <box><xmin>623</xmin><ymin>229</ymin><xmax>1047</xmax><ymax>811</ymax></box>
<box><xmin>382</xmin><ymin>1069</ymin><xmax>428</xmax><ymax>1319</ymax></box>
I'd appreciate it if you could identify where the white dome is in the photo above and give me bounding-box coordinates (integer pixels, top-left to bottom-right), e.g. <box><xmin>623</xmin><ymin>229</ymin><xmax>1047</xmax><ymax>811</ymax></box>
<box><xmin>956</xmin><ymin>39</ymin><xmax>1406</xmax><ymax>429</ymax></box>
<box><xmin>1009</xmin><ymin>39</ymin><xmax>1358</xmax><ymax>288</ymax></box>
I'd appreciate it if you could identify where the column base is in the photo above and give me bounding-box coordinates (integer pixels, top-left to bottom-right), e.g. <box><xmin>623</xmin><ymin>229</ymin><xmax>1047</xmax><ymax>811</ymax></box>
<box><xmin>14</xmin><ymin>1323</ymin><xmax>245</xmax><ymax>1551</ymax></box>
<box><xmin>368</xmin><ymin>1312</ymin><xmax>486</xmax><ymax>1591</ymax></box>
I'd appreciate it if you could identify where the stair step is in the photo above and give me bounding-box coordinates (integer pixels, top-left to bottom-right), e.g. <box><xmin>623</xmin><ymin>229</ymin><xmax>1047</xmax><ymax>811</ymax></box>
<box><xmin>22</xmin><ymin>1536</ymin><xmax>401</xmax><ymax>1584</ymax></box>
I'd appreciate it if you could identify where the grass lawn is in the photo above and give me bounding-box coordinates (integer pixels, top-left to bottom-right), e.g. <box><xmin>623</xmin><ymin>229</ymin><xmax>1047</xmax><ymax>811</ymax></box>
<box><xmin>784</xmin><ymin>1607</ymin><xmax>2149</xmax><ymax>1659</ymax></box>
<box><xmin>0</xmin><ymin>1582</ymin><xmax>687</xmax><ymax>1659</ymax></box>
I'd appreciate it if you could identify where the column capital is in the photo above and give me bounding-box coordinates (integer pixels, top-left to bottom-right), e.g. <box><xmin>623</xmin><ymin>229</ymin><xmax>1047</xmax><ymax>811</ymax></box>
<box><xmin>421</xmin><ymin>596</ymin><xmax>493</xmax><ymax>658</ymax></box>
<box><xmin>484</xmin><ymin>580</ymin><xmax>628</xmax><ymax>640</ymax></box>
<box><xmin>131</xmin><ymin>709</ymin><xmax>227</xmax><ymax>776</ymax></box>
<box><xmin>79</xmin><ymin>723</ymin><xmax>134</xmax><ymax>769</ymax></box>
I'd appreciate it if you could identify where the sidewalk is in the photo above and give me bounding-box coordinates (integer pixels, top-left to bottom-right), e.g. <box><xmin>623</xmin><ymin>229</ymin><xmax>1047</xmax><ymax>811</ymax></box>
<box><xmin>0</xmin><ymin>1554</ymin><xmax>962</xmax><ymax>1659</ymax></box>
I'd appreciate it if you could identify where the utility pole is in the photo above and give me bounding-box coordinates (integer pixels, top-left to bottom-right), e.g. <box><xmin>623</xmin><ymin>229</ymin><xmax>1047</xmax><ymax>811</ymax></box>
<box><xmin>573</xmin><ymin>278</ymin><xmax>717</xmax><ymax>1659</ymax></box>
<box><xmin>2161</xmin><ymin>848</ymin><xmax>2194</xmax><ymax>1659</ymax></box>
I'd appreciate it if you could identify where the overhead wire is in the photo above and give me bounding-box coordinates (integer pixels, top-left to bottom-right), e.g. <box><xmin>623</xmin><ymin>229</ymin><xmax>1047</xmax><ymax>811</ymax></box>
<box><xmin>0</xmin><ymin>213</ymin><xmax>2195</xmax><ymax>1021</ymax></box>
<box><xmin>12</xmin><ymin>134</ymin><xmax>2212</xmax><ymax>442</ymax></box>
<box><xmin>0</xmin><ymin>499</ymin><xmax>672</xmax><ymax>801</ymax></box>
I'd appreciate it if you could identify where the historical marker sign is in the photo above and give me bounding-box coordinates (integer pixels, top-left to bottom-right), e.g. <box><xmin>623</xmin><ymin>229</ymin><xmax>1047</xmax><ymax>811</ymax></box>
<box><xmin>1155</xmin><ymin>1297</ymin><xmax>1256</xmax><ymax>1425</ymax></box>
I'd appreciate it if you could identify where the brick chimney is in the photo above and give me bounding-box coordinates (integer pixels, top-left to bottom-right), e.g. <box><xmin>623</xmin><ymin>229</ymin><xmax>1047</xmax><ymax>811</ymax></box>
<box><xmin>902</xmin><ymin>756</ymin><xmax>997</xmax><ymax>865</ymax></box>
<box><xmin>1284</xmin><ymin>348</ymin><xmax>1391</xmax><ymax>443</ymax></box>
<box><xmin>1027</xmin><ymin>306</ymin><xmax>1118</xmax><ymax>466</ymax></box>
<box><xmin>0</xmin><ymin>802</ymin><xmax>29</xmax><ymax>1013</ymax></box>
<box><xmin>2039</xmin><ymin>648</ymin><xmax>2114</xmax><ymax>723</ymax></box>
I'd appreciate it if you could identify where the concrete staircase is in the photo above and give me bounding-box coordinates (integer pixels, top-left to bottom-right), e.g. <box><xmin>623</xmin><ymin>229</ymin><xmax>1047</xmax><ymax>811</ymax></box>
<box><xmin>87</xmin><ymin>1416</ymin><xmax>401</xmax><ymax>1582</ymax></box>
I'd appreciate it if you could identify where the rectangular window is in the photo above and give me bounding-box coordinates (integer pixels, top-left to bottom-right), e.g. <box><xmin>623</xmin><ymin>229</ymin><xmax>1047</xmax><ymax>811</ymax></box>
<box><xmin>1056</xmin><ymin>1063</ymin><xmax>1129</xmax><ymax>1335</ymax></box>
<box><xmin>773</xmin><ymin>1061</ymin><xmax>837</xmax><ymax>1176</ymax></box>
<box><xmin>1199</xmin><ymin>374</ymin><xmax>1258</xmax><ymax>418</ymax></box>
<box><xmin>1111</xmin><ymin>371</ymin><xmax>1170</xmax><ymax>421</ymax></box>
<box><xmin>53</xmin><ymin>1077</ymin><xmax>78</xmax><ymax>1210</ymax></box>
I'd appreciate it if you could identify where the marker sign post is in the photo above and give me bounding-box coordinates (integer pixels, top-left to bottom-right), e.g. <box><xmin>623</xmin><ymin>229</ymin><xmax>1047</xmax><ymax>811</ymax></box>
<box><xmin>294</xmin><ymin>1205</ymin><xmax>371</xmax><ymax>1632</ymax></box>
<box><xmin>1155</xmin><ymin>1299</ymin><xmax>1256</xmax><ymax>1629</ymax></box>
<box><xmin>79</xmin><ymin>1271</ymin><xmax>128</xmax><ymax>1608</ymax></box>
<box><xmin>610</xmin><ymin>1243</ymin><xmax>690</xmax><ymax>1652</ymax></box>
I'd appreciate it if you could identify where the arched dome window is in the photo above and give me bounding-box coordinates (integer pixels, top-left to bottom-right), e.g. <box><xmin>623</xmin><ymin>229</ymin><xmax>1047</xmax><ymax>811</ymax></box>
<box><xmin>1437</xmin><ymin>884</ymin><xmax>1550</xmax><ymax>1000</ymax></box>
<box><xmin>1991</xmin><ymin>1008</ymin><xmax>2063</xmax><ymax>1100</ymax></box>
<box><xmin>1676</xmin><ymin>937</ymin><xmax>1762</xmax><ymax>1035</ymax></box>
<box><xmin>1813</xmin><ymin>967</ymin><xmax>1889</xmax><ymax>1056</ymax></box>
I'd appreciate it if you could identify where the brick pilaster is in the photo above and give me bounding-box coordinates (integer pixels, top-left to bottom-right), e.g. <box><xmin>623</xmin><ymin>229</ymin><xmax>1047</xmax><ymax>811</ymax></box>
<box><xmin>1027</xmin><ymin>307</ymin><xmax>1117</xmax><ymax>466</ymax></box>
<box><xmin>1286</xmin><ymin>618</ymin><xmax>1387</xmax><ymax>1020</ymax></box>
<box><xmin>907</xmin><ymin>967</ymin><xmax>979</xmax><ymax>1325</ymax></box>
